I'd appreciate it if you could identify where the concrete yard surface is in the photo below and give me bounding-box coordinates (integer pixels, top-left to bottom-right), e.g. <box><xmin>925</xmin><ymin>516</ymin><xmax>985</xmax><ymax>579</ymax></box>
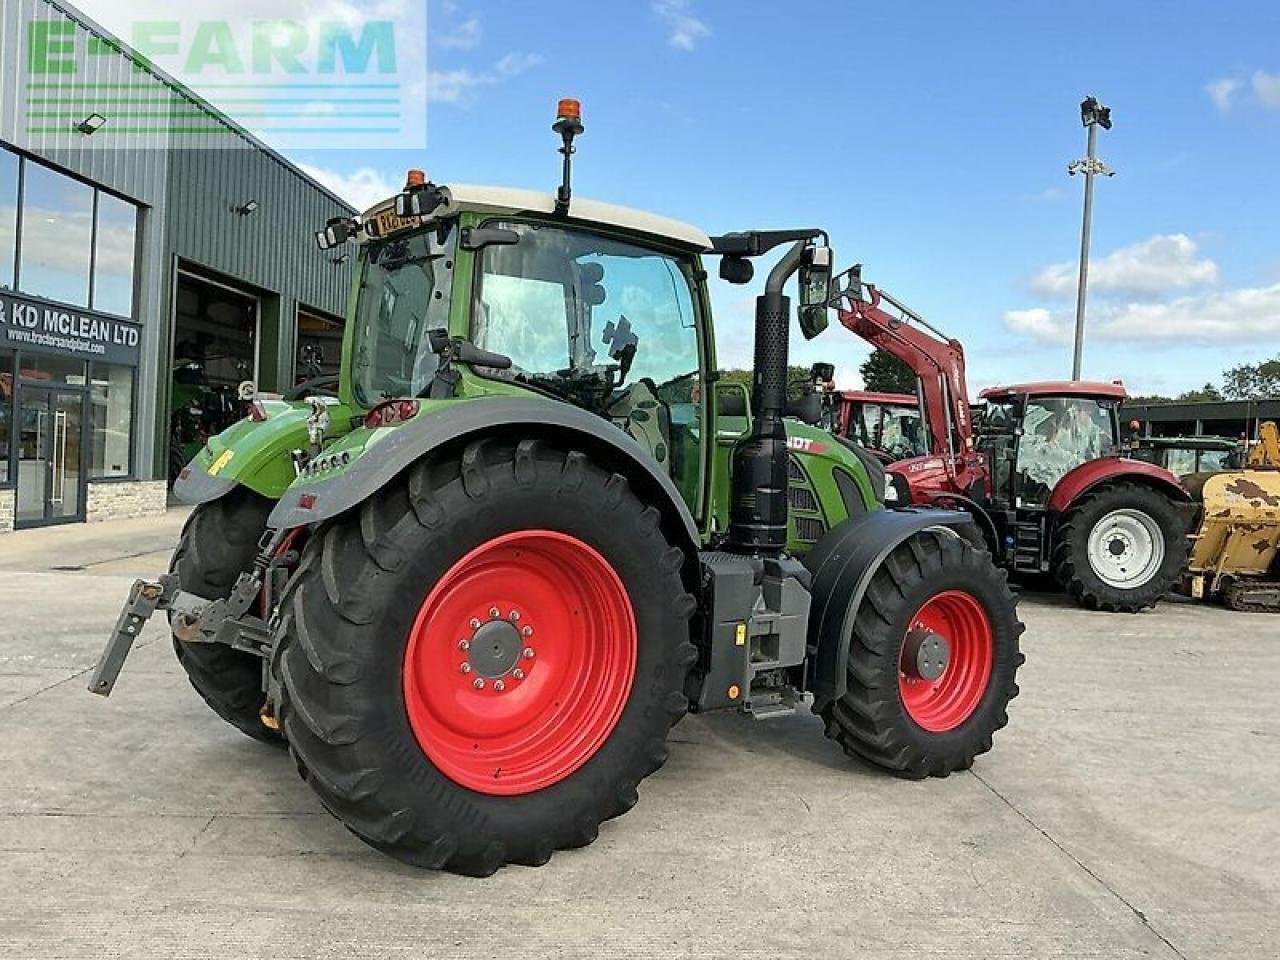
<box><xmin>0</xmin><ymin>511</ymin><xmax>1277</xmax><ymax>959</ymax></box>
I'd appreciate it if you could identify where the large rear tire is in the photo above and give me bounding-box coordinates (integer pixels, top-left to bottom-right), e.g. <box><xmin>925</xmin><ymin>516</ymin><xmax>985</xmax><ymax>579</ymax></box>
<box><xmin>272</xmin><ymin>438</ymin><xmax>697</xmax><ymax>875</ymax></box>
<box><xmin>820</xmin><ymin>529</ymin><xmax>1024</xmax><ymax>778</ymax></box>
<box><xmin>1052</xmin><ymin>482</ymin><xmax>1188</xmax><ymax>612</ymax></box>
<box><xmin>170</xmin><ymin>487</ymin><xmax>282</xmax><ymax>745</ymax></box>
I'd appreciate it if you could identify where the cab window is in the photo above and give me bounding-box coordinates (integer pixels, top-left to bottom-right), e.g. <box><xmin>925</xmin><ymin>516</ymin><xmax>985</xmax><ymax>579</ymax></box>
<box><xmin>472</xmin><ymin>221</ymin><xmax>705</xmax><ymax>509</ymax></box>
<box><xmin>1017</xmin><ymin>397</ymin><xmax>1115</xmax><ymax>505</ymax></box>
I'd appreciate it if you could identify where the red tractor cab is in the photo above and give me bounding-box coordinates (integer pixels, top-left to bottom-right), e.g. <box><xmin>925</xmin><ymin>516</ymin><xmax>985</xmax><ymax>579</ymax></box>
<box><xmin>836</xmin><ymin>390</ymin><xmax>930</xmax><ymax>464</ymax></box>
<box><xmin>829</xmin><ymin>264</ymin><xmax>1191</xmax><ymax>612</ymax></box>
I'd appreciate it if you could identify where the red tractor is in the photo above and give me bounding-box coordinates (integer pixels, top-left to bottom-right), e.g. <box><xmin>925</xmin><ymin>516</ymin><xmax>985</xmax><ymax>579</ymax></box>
<box><xmin>835</xmin><ymin>390</ymin><xmax>929</xmax><ymax>465</ymax></box>
<box><xmin>831</xmin><ymin>266</ymin><xmax>1192</xmax><ymax>612</ymax></box>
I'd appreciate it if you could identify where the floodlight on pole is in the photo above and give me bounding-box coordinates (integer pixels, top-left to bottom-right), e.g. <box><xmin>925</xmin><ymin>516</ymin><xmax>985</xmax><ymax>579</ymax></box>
<box><xmin>1067</xmin><ymin>95</ymin><xmax>1115</xmax><ymax>381</ymax></box>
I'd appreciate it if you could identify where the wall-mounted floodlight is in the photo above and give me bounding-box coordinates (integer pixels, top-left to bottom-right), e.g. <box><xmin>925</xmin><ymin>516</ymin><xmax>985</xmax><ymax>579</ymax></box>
<box><xmin>75</xmin><ymin>113</ymin><xmax>107</xmax><ymax>135</ymax></box>
<box><xmin>234</xmin><ymin>200</ymin><xmax>260</xmax><ymax>216</ymax></box>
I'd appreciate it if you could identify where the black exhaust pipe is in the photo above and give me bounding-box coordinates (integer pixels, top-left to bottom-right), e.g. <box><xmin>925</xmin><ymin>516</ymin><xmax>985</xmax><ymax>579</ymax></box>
<box><xmin>728</xmin><ymin>241</ymin><xmax>807</xmax><ymax>554</ymax></box>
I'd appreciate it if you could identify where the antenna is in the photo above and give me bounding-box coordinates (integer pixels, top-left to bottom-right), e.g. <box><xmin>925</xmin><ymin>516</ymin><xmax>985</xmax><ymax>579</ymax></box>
<box><xmin>552</xmin><ymin>98</ymin><xmax>584</xmax><ymax>216</ymax></box>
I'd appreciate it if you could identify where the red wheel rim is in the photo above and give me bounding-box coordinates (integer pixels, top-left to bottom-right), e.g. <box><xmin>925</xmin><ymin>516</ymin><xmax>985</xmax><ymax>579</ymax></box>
<box><xmin>898</xmin><ymin>590</ymin><xmax>993</xmax><ymax>733</ymax></box>
<box><xmin>403</xmin><ymin>530</ymin><xmax>637</xmax><ymax>795</ymax></box>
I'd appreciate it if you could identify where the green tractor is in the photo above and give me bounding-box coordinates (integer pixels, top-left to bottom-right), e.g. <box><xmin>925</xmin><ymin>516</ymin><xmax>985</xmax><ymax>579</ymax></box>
<box><xmin>91</xmin><ymin>101</ymin><xmax>1024</xmax><ymax>876</ymax></box>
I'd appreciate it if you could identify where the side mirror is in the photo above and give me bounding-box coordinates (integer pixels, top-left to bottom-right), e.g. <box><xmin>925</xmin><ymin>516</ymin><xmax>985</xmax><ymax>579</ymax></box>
<box><xmin>394</xmin><ymin>184</ymin><xmax>446</xmax><ymax>219</ymax></box>
<box><xmin>461</xmin><ymin>226</ymin><xmax>520</xmax><ymax>251</ymax></box>
<box><xmin>314</xmin><ymin>216</ymin><xmax>358</xmax><ymax>250</ymax></box>
<box><xmin>798</xmin><ymin>244</ymin><xmax>832</xmax><ymax>339</ymax></box>
<box><xmin>719</xmin><ymin>255</ymin><xmax>754</xmax><ymax>285</ymax></box>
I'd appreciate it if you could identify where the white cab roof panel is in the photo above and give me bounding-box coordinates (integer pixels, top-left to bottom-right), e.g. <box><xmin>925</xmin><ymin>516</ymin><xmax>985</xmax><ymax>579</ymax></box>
<box><xmin>363</xmin><ymin>184</ymin><xmax>712</xmax><ymax>251</ymax></box>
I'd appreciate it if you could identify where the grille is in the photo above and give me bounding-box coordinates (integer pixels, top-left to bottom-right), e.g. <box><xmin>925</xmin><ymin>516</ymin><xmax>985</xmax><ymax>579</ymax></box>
<box><xmin>787</xmin><ymin>485</ymin><xmax>819</xmax><ymax>513</ymax></box>
<box><xmin>793</xmin><ymin>516</ymin><xmax>826</xmax><ymax>543</ymax></box>
<box><xmin>787</xmin><ymin>455</ymin><xmax>806</xmax><ymax>482</ymax></box>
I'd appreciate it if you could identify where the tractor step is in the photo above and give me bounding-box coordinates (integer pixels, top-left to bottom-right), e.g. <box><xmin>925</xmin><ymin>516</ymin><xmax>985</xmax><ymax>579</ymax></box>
<box><xmin>1011</xmin><ymin>520</ymin><xmax>1044</xmax><ymax>572</ymax></box>
<box><xmin>744</xmin><ymin>682</ymin><xmax>808</xmax><ymax>719</ymax></box>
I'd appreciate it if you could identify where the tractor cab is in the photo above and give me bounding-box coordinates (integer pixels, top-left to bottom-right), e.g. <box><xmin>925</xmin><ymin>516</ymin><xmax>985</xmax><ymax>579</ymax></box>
<box><xmin>975</xmin><ymin>381</ymin><xmax>1127</xmax><ymax>510</ymax></box>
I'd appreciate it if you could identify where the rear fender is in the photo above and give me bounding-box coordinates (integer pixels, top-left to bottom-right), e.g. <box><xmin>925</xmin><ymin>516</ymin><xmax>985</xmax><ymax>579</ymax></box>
<box><xmin>173</xmin><ymin>400</ymin><xmax>330</xmax><ymax>505</ymax></box>
<box><xmin>802</xmin><ymin>507</ymin><xmax>975</xmax><ymax>709</ymax></box>
<box><xmin>267</xmin><ymin>396</ymin><xmax>700</xmax><ymax>549</ymax></box>
<box><xmin>1047</xmin><ymin>457</ymin><xmax>1189</xmax><ymax>514</ymax></box>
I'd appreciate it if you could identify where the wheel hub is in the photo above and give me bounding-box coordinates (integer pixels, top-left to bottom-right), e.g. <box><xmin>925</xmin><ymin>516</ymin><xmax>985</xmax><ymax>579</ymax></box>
<box><xmin>902</xmin><ymin>628</ymin><xmax>950</xmax><ymax>681</ymax></box>
<box><xmin>467</xmin><ymin>618</ymin><xmax>524</xmax><ymax>679</ymax></box>
<box><xmin>1086</xmin><ymin>508</ymin><xmax>1164</xmax><ymax>588</ymax></box>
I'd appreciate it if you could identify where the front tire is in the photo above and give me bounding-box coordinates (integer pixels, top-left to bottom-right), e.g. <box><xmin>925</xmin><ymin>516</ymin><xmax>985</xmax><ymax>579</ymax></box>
<box><xmin>273</xmin><ymin>438</ymin><xmax>696</xmax><ymax>875</ymax></box>
<box><xmin>820</xmin><ymin>529</ymin><xmax>1024</xmax><ymax>778</ymax></box>
<box><xmin>1053</xmin><ymin>482</ymin><xmax>1189</xmax><ymax>612</ymax></box>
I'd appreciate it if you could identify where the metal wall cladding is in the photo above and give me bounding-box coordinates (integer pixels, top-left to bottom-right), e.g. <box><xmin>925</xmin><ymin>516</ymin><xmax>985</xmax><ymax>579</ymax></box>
<box><xmin>0</xmin><ymin>0</ymin><xmax>171</xmax><ymax>206</ymax></box>
<box><xmin>166</xmin><ymin>146</ymin><xmax>354</xmax><ymax>316</ymax></box>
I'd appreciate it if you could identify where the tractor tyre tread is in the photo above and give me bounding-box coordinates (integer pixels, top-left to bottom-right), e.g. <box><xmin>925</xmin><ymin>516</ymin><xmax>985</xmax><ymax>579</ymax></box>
<box><xmin>169</xmin><ymin>486</ymin><xmax>283</xmax><ymax>745</ymax></box>
<box><xmin>819</xmin><ymin>530</ymin><xmax>1024</xmax><ymax>778</ymax></box>
<box><xmin>1052</xmin><ymin>481</ymin><xmax>1189</xmax><ymax>613</ymax></box>
<box><xmin>273</xmin><ymin>439</ymin><xmax>694</xmax><ymax>876</ymax></box>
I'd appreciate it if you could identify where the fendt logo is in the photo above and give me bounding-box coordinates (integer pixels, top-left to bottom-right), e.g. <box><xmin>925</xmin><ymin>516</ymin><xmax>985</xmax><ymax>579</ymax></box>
<box><xmin>19</xmin><ymin>5</ymin><xmax>426</xmax><ymax>149</ymax></box>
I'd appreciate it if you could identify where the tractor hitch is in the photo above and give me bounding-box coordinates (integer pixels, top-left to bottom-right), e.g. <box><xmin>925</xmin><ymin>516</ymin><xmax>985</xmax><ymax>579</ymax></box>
<box><xmin>88</xmin><ymin>567</ymin><xmax>274</xmax><ymax>698</ymax></box>
<box><xmin>88</xmin><ymin>575</ymin><xmax>180</xmax><ymax>697</ymax></box>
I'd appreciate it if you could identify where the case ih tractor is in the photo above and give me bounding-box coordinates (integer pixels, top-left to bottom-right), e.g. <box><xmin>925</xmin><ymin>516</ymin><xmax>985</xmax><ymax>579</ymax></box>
<box><xmin>88</xmin><ymin>102</ymin><xmax>1023</xmax><ymax>875</ymax></box>
<box><xmin>834</xmin><ymin>390</ymin><xmax>930</xmax><ymax>464</ymax></box>
<box><xmin>832</xmin><ymin>267</ymin><xmax>1191</xmax><ymax>612</ymax></box>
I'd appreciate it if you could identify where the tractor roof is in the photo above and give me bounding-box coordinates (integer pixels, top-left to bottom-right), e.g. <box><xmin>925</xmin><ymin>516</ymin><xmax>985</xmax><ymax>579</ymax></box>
<box><xmin>841</xmin><ymin>391</ymin><xmax>918</xmax><ymax>406</ymax></box>
<box><xmin>363</xmin><ymin>184</ymin><xmax>712</xmax><ymax>251</ymax></box>
<box><xmin>979</xmin><ymin>380</ymin><xmax>1129</xmax><ymax>401</ymax></box>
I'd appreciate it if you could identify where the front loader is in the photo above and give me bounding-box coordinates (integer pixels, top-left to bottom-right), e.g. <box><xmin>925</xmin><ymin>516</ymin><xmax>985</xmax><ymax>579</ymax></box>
<box><xmin>90</xmin><ymin>100</ymin><xmax>1024</xmax><ymax>876</ymax></box>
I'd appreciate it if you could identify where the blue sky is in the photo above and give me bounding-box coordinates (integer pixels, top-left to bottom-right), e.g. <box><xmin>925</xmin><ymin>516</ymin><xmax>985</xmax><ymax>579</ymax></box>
<box><xmin>79</xmin><ymin>0</ymin><xmax>1280</xmax><ymax>394</ymax></box>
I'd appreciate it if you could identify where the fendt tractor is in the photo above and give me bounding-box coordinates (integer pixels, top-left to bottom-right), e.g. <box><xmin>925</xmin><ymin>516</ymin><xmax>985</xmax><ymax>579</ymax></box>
<box><xmin>89</xmin><ymin>101</ymin><xmax>1024</xmax><ymax>876</ymax></box>
<box><xmin>832</xmin><ymin>267</ymin><xmax>1192</xmax><ymax>613</ymax></box>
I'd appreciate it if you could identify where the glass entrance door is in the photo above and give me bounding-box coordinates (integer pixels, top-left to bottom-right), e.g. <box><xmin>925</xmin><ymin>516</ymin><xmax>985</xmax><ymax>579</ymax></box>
<box><xmin>15</xmin><ymin>388</ymin><xmax>85</xmax><ymax>527</ymax></box>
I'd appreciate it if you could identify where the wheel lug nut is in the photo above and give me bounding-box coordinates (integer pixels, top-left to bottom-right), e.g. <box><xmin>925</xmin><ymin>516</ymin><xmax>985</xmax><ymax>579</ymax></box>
<box><xmin>489</xmin><ymin>607</ymin><xmax>500</xmax><ymax>618</ymax></box>
<box><xmin>469</xmin><ymin>618</ymin><xmax>480</xmax><ymax>629</ymax></box>
<box><xmin>521</xmin><ymin>625</ymin><xmax>533</xmax><ymax>637</ymax></box>
<box><xmin>460</xmin><ymin>663</ymin><xmax>471</xmax><ymax>674</ymax></box>
<box><xmin>473</xmin><ymin>678</ymin><xmax>485</xmax><ymax>689</ymax></box>
<box><xmin>512</xmin><ymin>668</ymin><xmax>525</xmax><ymax>680</ymax></box>
<box><xmin>509</xmin><ymin>610</ymin><xmax>520</xmax><ymax>621</ymax></box>
<box><xmin>494</xmin><ymin>680</ymin><xmax>506</xmax><ymax>692</ymax></box>
<box><xmin>523</xmin><ymin>647</ymin><xmax>535</xmax><ymax>659</ymax></box>
<box><xmin>458</xmin><ymin>639</ymin><xmax>470</xmax><ymax>651</ymax></box>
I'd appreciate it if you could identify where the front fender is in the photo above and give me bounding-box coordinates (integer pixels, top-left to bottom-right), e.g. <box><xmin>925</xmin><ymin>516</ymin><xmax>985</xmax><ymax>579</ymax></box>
<box><xmin>268</xmin><ymin>396</ymin><xmax>700</xmax><ymax>547</ymax></box>
<box><xmin>1047</xmin><ymin>456</ymin><xmax>1189</xmax><ymax>514</ymax></box>
<box><xmin>802</xmin><ymin>507</ymin><xmax>974</xmax><ymax>709</ymax></box>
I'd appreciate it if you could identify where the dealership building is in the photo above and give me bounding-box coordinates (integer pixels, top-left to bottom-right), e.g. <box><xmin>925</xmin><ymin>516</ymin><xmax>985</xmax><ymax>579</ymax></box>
<box><xmin>0</xmin><ymin>0</ymin><xmax>356</xmax><ymax>531</ymax></box>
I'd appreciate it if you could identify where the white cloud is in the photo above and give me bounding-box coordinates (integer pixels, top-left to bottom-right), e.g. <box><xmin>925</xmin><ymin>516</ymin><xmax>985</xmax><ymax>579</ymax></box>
<box><xmin>494</xmin><ymin>52</ymin><xmax>544</xmax><ymax>77</ymax></box>
<box><xmin>297</xmin><ymin>163</ymin><xmax>398</xmax><ymax>210</ymax></box>
<box><xmin>428</xmin><ymin>52</ymin><xmax>543</xmax><ymax>103</ymax></box>
<box><xmin>1252</xmin><ymin>70</ymin><xmax>1280</xmax><ymax>110</ymax></box>
<box><xmin>1004</xmin><ymin>283</ymin><xmax>1280</xmax><ymax>346</ymax></box>
<box><xmin>435</xmin><ymin>16</ymin><xmax>481</xmax><ymax>51</ymax></box>
<box><xmin>1206</xmin><ymin>77</ymin><xmax>1241</xmax><ymax>112</ymax></box>
<box><xmin>653</xmin><ymin>0</ymin><xmax>709</xmax><ymax>51</ymax></box>
<box><xmin>1028</xmin><ymin>234</ymin><xmax>1218</xmax><ymax>299</ymax></box>
<box><xmin>427</xmin><ymin>68</ymin><xmax>491</xmax><ymax>103</ymax></box>
<box><xmin>1004</xmin><ymin>307</ymin><xmax>1070</xmax><ymax>344</ymax></box>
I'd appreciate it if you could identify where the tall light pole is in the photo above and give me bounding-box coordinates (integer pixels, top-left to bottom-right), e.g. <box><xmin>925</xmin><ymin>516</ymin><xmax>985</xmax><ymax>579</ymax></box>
<box><xmin>1067</xmin><ymin>96</ymin><xmax>1115</xmax><ymax>380</ymax></box>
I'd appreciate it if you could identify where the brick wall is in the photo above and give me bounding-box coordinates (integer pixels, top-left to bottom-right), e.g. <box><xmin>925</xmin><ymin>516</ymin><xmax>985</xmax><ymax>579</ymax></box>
<box><xmin>0</xmin><ymin>489</ymin><xmax>12</xmax><ymax>533</ymax></box>
<box><xmin>85</xmin><ymin>481</ymin><xmax>169</xmax><ymax>524</ymax></box>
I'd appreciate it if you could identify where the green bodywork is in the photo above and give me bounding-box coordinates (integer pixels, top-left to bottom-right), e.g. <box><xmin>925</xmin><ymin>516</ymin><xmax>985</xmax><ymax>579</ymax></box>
<box><xmin>182</xmin><ymin>205</ymin><xmax>881</xmax><ymax>553</ymax></box>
